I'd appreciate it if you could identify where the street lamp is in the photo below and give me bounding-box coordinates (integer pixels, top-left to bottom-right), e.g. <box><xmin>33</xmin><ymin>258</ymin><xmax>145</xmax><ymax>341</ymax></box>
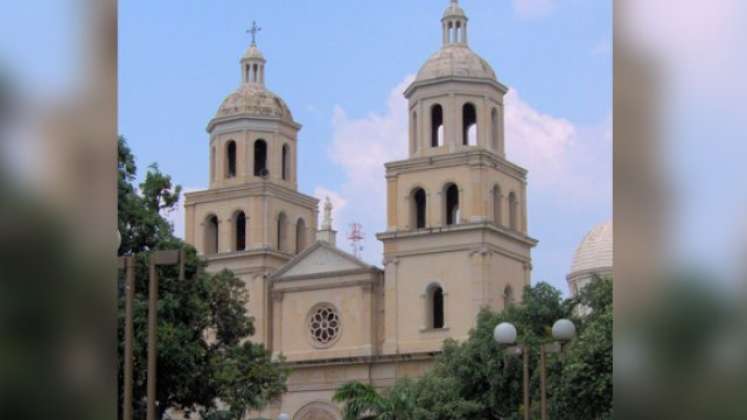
<box><xmin>493</xmin><ymin>319</ymin><xmax>576</xmax><ymax>420</ymax></box>
<box><xmin>552</xmin><ymin>318</ymin><xmax>576</xmax><ymax>342</ymax></box>
<box><xmin>494</xmin><ymin>322</ymin><xmax>530</xmax><ymax>420</ymax></box>
<box><xmin>277</xmin><ymin>413</ymin><xmax>290</xmax><ymax>420</ymax></box>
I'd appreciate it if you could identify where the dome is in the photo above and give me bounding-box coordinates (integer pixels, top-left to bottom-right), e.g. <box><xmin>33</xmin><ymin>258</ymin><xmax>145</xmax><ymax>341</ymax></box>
<box><xmin>442</xmin><ymin>2</ymin><xmax>466</xmax><ymax>18</ymax></box>
<box><xmin>243</xmin><ymin>44</ymin><xmax>265</xmax><ymax>61</ymax></box>
<box><xmin>415</xmin><ymin>44</ymin><xmax>497</xmax><ymax>82</ymax></box>
<box><xmin>569</xmin><ymin>221</ymin><xmax>613</xmax><ymax>276</ymax></box>
<box><xmin>214</xmin><ymin>83</ymin><xmax>294</xmax><ymax>123</ymax></box>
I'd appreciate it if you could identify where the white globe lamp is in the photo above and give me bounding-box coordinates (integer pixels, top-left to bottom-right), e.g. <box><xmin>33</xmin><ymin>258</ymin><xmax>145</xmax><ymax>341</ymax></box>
<box><xmin>493</xmin><ymin>322</ymin><xmax>518</xmax><ymax>345</ymax></box>
<box><xmin>277</xmin><ymin>413</ymin><xmax>290</xmax><ymax>420</ymax></box>
<box><xmin>552</xmin><ymin>319</ymin><xmax>576</xmax><ymax>342</ymax></box>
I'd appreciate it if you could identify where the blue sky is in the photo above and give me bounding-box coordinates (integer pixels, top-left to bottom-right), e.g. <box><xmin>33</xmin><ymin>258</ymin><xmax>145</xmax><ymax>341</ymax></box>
<box><xmin>119</xmin><ymin>0</ymin><xmax>612</xmax><ymax>295</ymax></box>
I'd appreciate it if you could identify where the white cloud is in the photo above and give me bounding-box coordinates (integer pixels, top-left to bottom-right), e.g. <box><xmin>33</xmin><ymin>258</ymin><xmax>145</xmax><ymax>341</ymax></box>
<box><xmin>512</xmin><ymin>0</ymin><xmax>557</xmax><ymax>19</ymax></box>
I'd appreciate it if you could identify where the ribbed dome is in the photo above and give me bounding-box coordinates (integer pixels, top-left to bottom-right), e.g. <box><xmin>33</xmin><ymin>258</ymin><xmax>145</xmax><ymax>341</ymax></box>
<box><xmin>569</xmin><ymin>221</ymin><xmax>613</xmax><ymax>275</ymax></box>
<box><xmin>443</xmin><ymin>2</ymin><xmax>466</xmax><ymax>18</ymax></box>
<box><xmin>415</xmin><ymin>44</ymin><xmax>497</xmax><ymax>82</ymax></box>
<box><xmin>214</xmin><ymin>83</ymin><xmax>293</xmax><ymax>122</ymax></box>
<box><xmin>243</xmin><ymin>44</ymin><xmax>265</xmax><ymax>60</ymax></box>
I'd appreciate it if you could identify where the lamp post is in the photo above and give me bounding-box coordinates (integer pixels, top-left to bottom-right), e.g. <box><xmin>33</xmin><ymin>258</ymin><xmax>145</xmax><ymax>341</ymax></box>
<box><xmin>494</xmin><ymin>319</ymin><xmax>576</xmax><ymax>420</ymax></box>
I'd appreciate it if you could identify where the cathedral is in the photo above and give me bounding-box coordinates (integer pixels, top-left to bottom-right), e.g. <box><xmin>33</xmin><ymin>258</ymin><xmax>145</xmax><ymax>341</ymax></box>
<box><xmin>183</xmin><ymin>1</ymin><xmax>536</xmax><ymax>418</ymax></box>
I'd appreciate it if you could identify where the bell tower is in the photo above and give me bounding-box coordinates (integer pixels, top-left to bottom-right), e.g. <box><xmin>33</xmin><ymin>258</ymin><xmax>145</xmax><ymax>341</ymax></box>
<box><xmin>378</xmin><ymin>0</ymin><xmax>537</xmax><ymax>355</ymax></box>
<box><xmin>184</xmin><ymin>24</ymin><xmax>319</xmax><ymax>345</ymax></box>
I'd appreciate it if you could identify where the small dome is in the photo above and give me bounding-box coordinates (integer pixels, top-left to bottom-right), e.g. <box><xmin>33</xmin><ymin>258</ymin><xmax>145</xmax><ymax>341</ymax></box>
<box><xmin>415</xmin><ymin>44</ymin><xmax>497</xmax><ymax>82</ymax></box>
<box><xmin>243</xmin><ymin>44</ymin><xmax>265</xmax><ymax>61</ymax></box>
<box><xmin>214</xmin><ymin>83</ymin><xmax>293</xmax><ymax>123</ymax></box>
<box><xmin>569</xmin><ymin>221</ymin><xmax>613</xmax><ymax>276</ymax></box>
<box><xmin>443</xmin><ymin>3</ymin><xmax>466</xmax><ymax>18</ymax></box>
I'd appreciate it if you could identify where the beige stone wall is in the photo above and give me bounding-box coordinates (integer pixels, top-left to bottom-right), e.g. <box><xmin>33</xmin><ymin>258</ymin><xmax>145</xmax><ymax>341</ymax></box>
<box><xmin>209</xmin><ymin>124</ymin><xmax>299</xmax><ymax>190</ymax></box>
<box><xmin>186</xmin><ymin>189</ymin><xmax>317</xmax><ymax>255</ymax></box>
<box><xmin>388</xmin><ymin>156</ymin><xmax>527</xmax><ymax>232</ymax></box>
<box><xmin>406</xmin><ymin>80</ymin><xmax>507</xmax><ymax>158</ymax></box>
<box><xmin>380</xmin><ymin>225</ymin><xmax>532</xmax><ymax>355</ymax></box>
<box><xmin>271</xmin><ymin>270</ymin><xmax>382</xmax><ymax>362</ymax></box>
<box><xmin>249</xmin><ymin>357</ymin><xmax>435</xmax><ymax>420</ymax></box>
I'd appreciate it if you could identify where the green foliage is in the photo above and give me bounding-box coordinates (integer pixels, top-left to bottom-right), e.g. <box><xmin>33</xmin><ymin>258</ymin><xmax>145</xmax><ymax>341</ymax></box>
<box><xmin>551</xmin><ymin>276</ymin><xmax>613</xmax><ymax>419</ymax></box>
<box><xmin>333</xmin><ymin>378</ymin><xmax>480</xmax><ymax>420</ymax></box>
<box><xmin>117</xmin><ymin>136</ymin><xmax>287</xmax><ymax>419</ymax></box>
<box><xmin>334</xmin><ymin>279</ymin><xmax>612</xmax><ymax>419</ymax></box>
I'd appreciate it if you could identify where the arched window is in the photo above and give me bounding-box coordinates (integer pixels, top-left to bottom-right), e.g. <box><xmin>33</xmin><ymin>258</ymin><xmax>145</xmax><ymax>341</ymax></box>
<box><xmin>254</xmin><ymin>139</ymin><xmax>267</xmax><ymax>177</ymax></box>
<box><xmin>493</xmin><ymin>185</ymin><xmax>502</xmax><ymax>225</ymax></box>
<box><xmin>504</xmin><ymin>285</ymin><xmax>515</xmax><ymax>308</ymax></box>
<box><xmin>426</xmin><ymin>284</ymin><xmax>445</xmax><ymax>329</ymax></box>
<box><xmin>204</xmin><ymin>215</ymin><xmax>219</xmax><ymax>255</ymax></box>
<box><xmin>508</xmin><ymin>192</ymin><xmax>518</xmax><ymax>230</ymax></box>
<box><xmin>491</xmin><ymin>108</ymin><xmax>499</xmax><ymax>151</ymax></box>
<box><xmin>234</xmin><ymin>211</ymin><xmax>246</xmax><ymax>251</ymax></box>
<box><xmin>411</xmin><ymin>188</ymin><xmax>427</xmax><ymax>229</ymax></box>
<box><xmin>210</xmin><ymin>146</ymin><xmax>216</xmax><ymax>181</ymax></box>
<box><xmin>456</xmin><ymin>21</ymin><xmax>462</xmax><ymax>43</ymax></box>
<box><xmin>281</xmin><ymin>144</ymin><xmax>289</xmax><ymax>181</ymax></box>
<box><xmin>448</xmin><ymin>21</ymin><xmax>454</xmax><ymax>43</ymax></box>
<box><xmin>295</xmin><ymin>218</ymin><xmax>306</xmax><ymax>254</ymax></box>
<box><xmin>411</xmin><ymin>111</ymin><xmax>418</xmax><ymax>153</ymax></box>
<box><xmin>444</xmin><ymin>183</ymin><xmax>460</xmax><ymax>226</ymax></box>
<box><xmin>462</xmin><ymin>103</ymin><xmax>477</xmax><ymax>146</ymax></box>
<box><xmin>277</xmin><ymin>212</ymin><xmax>288</xmax><ymax>252</ymax></box>
<box><xmin>226</xmin><ymin>141</ymin><xmax>237</xmax><ymax>178</ymax></box>
<box><xmin>431</xmin><ymin>104</ymin><xmax>444</xmax><ymax>147</ymax></box>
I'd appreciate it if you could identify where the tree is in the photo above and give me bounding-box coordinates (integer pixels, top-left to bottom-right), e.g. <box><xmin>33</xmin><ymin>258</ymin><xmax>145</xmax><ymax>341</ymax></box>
<box><xmin>117</xmin><ymin>136</ymin><xmax>288</xmax><ymax>419</ymax></box>
<box><xmin>333</xmin><ymin>377</ymin><xmax>480</xmax><ymax>420</ymax></box>
<box><xmin>551</xmin><ymin>276</ymin><xmax>613</xmax><ymax>419</ymax></box>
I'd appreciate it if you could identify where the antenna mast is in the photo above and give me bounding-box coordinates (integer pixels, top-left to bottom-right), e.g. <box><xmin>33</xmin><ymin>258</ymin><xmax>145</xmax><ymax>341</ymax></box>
<box><xmin>348</xmin><ymin>223</ymin><xmax>364</xmax><ymax>259</ymax></box>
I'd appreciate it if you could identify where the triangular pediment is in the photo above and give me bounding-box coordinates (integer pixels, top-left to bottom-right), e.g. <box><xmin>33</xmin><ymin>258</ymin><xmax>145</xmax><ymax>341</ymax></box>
<box><xmin>272</xmin><ymin>241</ymin><xmax>373</xmax><ymax>279</ymax></box>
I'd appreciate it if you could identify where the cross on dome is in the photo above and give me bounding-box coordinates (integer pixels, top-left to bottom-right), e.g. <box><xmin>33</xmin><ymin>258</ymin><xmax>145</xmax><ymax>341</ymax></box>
<box><xmin>247</xmin><ymin>20</ymin><xmax>262</xmax><ymax>46</ymax></box>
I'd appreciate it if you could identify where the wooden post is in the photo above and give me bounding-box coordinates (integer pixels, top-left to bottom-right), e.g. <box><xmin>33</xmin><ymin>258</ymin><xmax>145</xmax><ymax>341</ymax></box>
<box><xmin>145</xmin><ymin>250</ymin><xmax>180</xmax><ymax>420</ymax></box>
<box><xmin>523</xmin><ymin>345</ymin><xmax>530</xmax><ymax>420</ymax></box>
<box><xmin>123</xmin><ymin>256</ymin><xmax>135</xmax><ymax>420</ymax></box>
<box><xmin>146</xmin><ymin>258</ymin><xmax>158</xmax><ymax>420</ymax></box>
<box><xmin>540</xmin><ymin>344</ymin><xmax>547</xmax><ymax>420</ymax></box>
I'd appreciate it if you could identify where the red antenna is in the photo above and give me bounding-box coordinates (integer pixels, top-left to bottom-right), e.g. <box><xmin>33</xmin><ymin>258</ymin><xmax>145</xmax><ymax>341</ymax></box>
<box><xmin>348</xmin><ymin>223</ymin><xmax>364</xmax><ymax>259</ymax></box>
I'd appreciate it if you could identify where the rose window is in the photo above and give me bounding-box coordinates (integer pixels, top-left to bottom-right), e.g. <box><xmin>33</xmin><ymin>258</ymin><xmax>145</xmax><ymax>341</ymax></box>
<box><xmin>308</xmin><ymin>304</ymin><xmax>341</xmax><ymax>347</ymax></box>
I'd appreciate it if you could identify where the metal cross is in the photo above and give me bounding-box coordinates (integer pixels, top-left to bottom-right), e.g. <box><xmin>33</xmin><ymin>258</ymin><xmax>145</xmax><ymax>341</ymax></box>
<box><xmin>247</xmin><ymin>20</ymin><xmax>262</xmax><ymax>45</ymax></box>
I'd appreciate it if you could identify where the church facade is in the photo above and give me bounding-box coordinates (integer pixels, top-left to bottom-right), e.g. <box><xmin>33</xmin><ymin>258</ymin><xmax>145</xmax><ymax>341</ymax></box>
<box><xmin>184</xmin><ymin>2</ymin><xmax>536</xmax><ymax>418</ymax></box>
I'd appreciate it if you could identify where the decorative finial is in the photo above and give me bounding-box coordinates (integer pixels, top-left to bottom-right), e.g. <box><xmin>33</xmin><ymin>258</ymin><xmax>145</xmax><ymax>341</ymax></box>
<box><xmin>247</xmin><ymin>20</ymin><xmax>262</xmax><ymax>46</ymax></box>
<box><xmin>322</xmin><ymin>197</ymin><xmax>333</xmax><ymax>229</ymax></box>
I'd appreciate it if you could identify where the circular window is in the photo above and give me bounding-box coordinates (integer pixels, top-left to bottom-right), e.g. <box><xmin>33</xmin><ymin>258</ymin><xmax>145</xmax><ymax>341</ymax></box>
<box><xmin>308</xmin><ymin>304</ymin><xmax>341</xmax><ymax>348</ymax></box>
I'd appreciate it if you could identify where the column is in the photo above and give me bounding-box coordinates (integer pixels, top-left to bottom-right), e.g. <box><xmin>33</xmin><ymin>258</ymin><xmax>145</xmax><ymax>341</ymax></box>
<box><xmin>387</xmin><ymin>175</ymin><xmax>398</xmax><ymax>230</ymax></box>
<box><xmin>382</xmin><ymin>257</ymin><xmax>400</xmax><ymax>354</ymax></box>
<box><xmin>271</xmin><ymin>291</ymin><xmax>283</xmax><ymax>355</ymax></box>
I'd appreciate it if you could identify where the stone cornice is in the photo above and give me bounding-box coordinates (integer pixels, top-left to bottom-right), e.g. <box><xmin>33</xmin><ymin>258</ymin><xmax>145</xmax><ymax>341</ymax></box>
<box><xmin>566</xmin><ymin>267</ymin><xmax>613</xmax><ymax>282</ymax></box>
<box><xmin>206</xmin><ymin>113</ymin><xmax>302</xmax><ymax>133</ymax></box>
<box><xmin>203</xmin><ymin>248</ymin><xmax>293</xmax><ymax>263</ymax></box>
<box><xmin>376</xmin><ymin>221</ymin><xmax>538</xmax><ymax>250</ymax></box>
<box><xmin>272</xmin><ymin>267</ymin><xmax>382</xmax><ymax>284</ymax></box>
<box><xmin>404</xmin><ymin>76</ymin><xmax>508</xmax><ymax>98</ymax></box>
<box><xmin>272</xmin><ymin>276</ymin><xmax>377</xmax><ymax>295</ymax></box>
<box><xmin>184</xmin><ymin>181</ymin><xmax>318</xmax><ymax>208</ymax></box>
<box><xmin>282</xmin><ymin>350</ymin><xmax>440</xmax><ymax>370</ymax></box>
<box><xmin>385</xmin><ymin>149</ymin><xmax>527</xmax><ymax>182</ymax></box>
